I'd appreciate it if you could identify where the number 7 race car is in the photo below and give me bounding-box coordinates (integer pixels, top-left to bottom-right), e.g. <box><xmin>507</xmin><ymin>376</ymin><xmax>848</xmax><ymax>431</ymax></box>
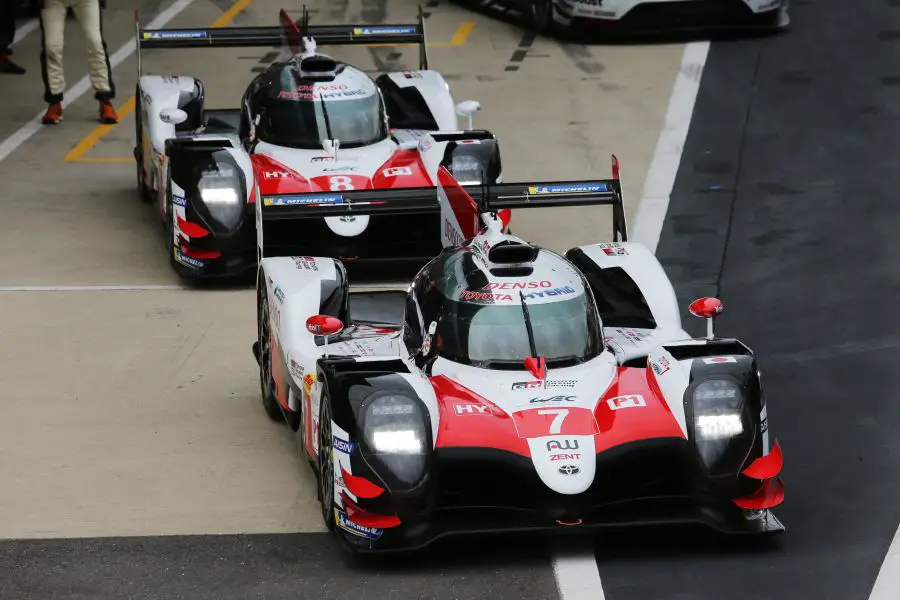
<box><xmin>251</xmin><ymin>156</ymin><xmax>786</xmax><ymax>552</ymax></box>
<box><xmin>134</xmin><ymin>7</ymin><xmax>501</xmax><ymax>279</ymax></box>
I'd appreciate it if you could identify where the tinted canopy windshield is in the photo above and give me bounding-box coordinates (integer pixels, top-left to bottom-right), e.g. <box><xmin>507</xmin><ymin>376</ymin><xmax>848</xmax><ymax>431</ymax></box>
<box><xmin>256</xmin><ymin>81</ymin><xmax>387</xmax><ymax>149</ymax></box>
<box><xmin>435</xmin><ymin>293</ymin><xmax>604</xmax><ymax>368</ymax></box>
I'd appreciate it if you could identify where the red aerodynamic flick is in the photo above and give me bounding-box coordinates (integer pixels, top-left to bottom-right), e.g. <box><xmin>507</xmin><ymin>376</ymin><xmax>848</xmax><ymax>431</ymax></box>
<box><xmin>743</xmin><ymin>440</ymin><xmax>784</xmax><ymax>480</ymax></box>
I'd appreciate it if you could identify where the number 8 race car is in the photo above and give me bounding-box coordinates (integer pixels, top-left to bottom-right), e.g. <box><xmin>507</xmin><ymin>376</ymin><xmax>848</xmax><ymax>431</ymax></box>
<box><xmin>250</xmin><ymin>156</ymin><xmax>786</xmax><ymax>552</ymax></box>
<box><xmin>134</xmin><ymin>7</ymin><xmax>501</xmax><ymax>279</ymax></box>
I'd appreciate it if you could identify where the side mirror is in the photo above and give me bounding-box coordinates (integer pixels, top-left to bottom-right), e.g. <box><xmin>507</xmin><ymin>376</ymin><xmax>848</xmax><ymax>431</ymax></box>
<box><xmin>689</xmin><ymin>297</ymin><xmax>723</xmax><ymax>340</ymax></box>
<box><xmin>159</xmin><ymin>107</ymin><xmax>188</xmax><ymax>126</ymax></box>
<box><xmin>306</xmin><ymin>315</ymin><xmax>344</xmax><ymax>359</ymax></box>
<box><xmin>455</xmin><ymin>100</ymin><xmax>481</xmax><ymax>130</ymax></box>
<box><xmin>398</xmin><ymin>139</ymin><xmax>419</xmax><ymax>151</ymax></box>
<box><xmin>306</xmin><ymin>315</ymin><xmax>343</xmax><ymax>336</ymax></box>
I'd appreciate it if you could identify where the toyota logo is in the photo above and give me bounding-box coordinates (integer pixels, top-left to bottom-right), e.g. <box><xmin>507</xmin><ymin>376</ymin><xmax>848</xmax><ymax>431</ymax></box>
<box><xmin>558</xmin><ymin>464</ymin><xmax>580</xmax><ymax>476</ymax></box>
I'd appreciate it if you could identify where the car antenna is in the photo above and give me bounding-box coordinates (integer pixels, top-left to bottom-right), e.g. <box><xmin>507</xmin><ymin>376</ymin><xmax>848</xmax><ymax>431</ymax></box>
<box><xmin>478</xmin><ymin>166</ymin><xmax>493</xmax><ymax>227</ymax></box>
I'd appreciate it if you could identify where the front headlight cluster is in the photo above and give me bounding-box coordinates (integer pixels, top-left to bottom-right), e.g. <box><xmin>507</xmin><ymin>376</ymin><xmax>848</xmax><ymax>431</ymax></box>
<box><xmin>198</xmin><ymin>165</ymin><xmax>240</xmax><ymax>205</ymax></box>
<box><xmin>196</xmin><ymin>162</ymin><xmax>243</xmax><ymax>228</ymax></box>
<box><xmin>450</xmin><ymin>154</ymin><xmax>484</xmax><ymax>186</ymax></box>
<box><xmin>692</xmin><ymin>379</ymin><xmax>745</xmax><ymax>467</ymax></box>
<box><xmin>360</xmin><ymin>393</ymin><xmax>427</xmax><ymax>485</ymax></box>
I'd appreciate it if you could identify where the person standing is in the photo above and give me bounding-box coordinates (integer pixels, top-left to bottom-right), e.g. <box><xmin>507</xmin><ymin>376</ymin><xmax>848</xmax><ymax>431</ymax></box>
<box><xmin>39</xmin><ymin>0</ymin><xmax>118</xmax><ymax>124</ymax></box>
<box><xmin>0</xmin><ymin>0</ymin><xmax>27</xmax><ymax>74</ymax></box>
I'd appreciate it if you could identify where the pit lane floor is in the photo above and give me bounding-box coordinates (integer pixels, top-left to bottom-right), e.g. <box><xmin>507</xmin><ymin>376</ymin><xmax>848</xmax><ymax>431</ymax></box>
<box><xmin>596</xmin><ymin>0</ymin><xmax>900</xmax><ymax>599</ymax></box>
<box><xmin>0</xmin><ymin>0</ymin><xmax>688</xmax><ymax>598</ymax></box>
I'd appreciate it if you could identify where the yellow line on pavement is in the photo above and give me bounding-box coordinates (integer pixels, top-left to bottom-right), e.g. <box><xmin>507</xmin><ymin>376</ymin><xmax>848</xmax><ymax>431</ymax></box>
<box><xmin>65</xmin><ymin>0</ymin><xmax>255</xmax><ymax>163</ymax></box>
<box><xmin>367</xmin><ymin>21</ymin><xmax>475</xmax><ymax>47</ymax></box>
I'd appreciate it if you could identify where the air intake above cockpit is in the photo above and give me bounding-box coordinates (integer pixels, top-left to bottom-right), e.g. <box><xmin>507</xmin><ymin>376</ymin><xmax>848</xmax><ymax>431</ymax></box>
<box><xmin>297</xmin><ymin>55</ymin><xmax>339</xmax><ymax>79</ymax></box>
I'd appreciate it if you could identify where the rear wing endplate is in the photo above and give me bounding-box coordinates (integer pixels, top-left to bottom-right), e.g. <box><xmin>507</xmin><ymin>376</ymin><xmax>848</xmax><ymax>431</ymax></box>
<box><xmin>134</xmin><ymin>5</ymin><xmax>429</xmax><ymax>76</ymax></box>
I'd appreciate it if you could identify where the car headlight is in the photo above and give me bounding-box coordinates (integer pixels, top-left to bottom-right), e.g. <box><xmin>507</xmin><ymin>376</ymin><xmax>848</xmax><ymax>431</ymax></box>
<box><xmin>450</xmin><ymin>154</ymin><xmax>484</xmax><ymax>186</ymax></box>
<box><xmin>360</xmin><ymin>393</ymin><xmax>427</xmax><ymax>485</ymax></box>
<box><xmin>692</xmin><ymin>379</ymin><xmax>745</xmax><ymax>467</ymax></box>
<box><xmin>198</xmin><ymin>169</ymin><xmax>240</xmax><ymax>204</ymax></box>
<box><xmin>196</xmin><ymin>164</ymin><xmax>243</xmax><ymax>228</ymax></box>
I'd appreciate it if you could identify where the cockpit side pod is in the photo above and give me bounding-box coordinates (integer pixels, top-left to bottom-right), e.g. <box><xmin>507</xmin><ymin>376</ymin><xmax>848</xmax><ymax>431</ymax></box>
<box><xmin>258</xmin><ymin>256</ymin><xmax>349</xmax><ymax>430</ymax></box>
<box><xmin>566</xmin><ymin>242</ymin><xmax>682</xmax><ymax>332</ymax></box>
<box><xmin>317</xmin><ymin>358</ymin><xmax>439</xmax><ymax>515</ymax></box>
<box><xmin>376</xmin><ymin>71</ymin><xmax>458</xmax><ymax>131</ymax></box>
<box><xmin>139</xmin><ymin>75</ymin><xmax>206</xmax><ymax>150</ymax></box>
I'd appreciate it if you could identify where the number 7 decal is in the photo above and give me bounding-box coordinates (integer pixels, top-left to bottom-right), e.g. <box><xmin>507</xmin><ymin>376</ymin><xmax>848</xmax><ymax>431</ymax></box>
<box><xmin>512</xmin><ymin>407</ymin><xmax>599</xmax><ymax>438</ymax></box>
<box><xmin>538</xmin><ymin>408</ymin><xmax>568</xmax><ymax>435</ymax></box>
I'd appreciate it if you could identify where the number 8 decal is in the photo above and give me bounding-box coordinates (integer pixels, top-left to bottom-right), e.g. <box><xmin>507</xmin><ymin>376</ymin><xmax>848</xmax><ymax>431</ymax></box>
<box><xmin>328</xmin><ymin>175</ymin><xmax>354</xmax><ymax>191</ymax></box>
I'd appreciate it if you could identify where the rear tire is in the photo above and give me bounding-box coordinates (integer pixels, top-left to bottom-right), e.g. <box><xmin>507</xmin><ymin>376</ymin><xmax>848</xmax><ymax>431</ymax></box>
<box><xmin>318</xmin><ymin>391</ymin><xmax>336</xmax><ymax>531</ymax></box>
<box><xmin>258</xmin><ymin>281</ymin><xmax>286</xmax><ymax>422</ymax></box>
<box><xmin>527</xmin><ymin>0</ymin><xmax>555</xmax><ymax>34</ymax></box>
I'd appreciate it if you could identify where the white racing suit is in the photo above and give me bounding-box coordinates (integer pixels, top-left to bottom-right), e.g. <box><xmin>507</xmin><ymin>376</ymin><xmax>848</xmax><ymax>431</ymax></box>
<box><xmin>39</xmin><ymin>0</ymin><xmax>114</xmax><ymax>103</ymax></box>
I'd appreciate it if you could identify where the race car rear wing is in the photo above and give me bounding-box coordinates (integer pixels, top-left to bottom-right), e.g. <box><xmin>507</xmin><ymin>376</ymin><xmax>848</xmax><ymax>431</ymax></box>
<box><xmin>134</xmin><ymin>5</ymin><xmax>429</xmax><ymax>76</ymax></box>
<box><xmin>257</xmin><ymin>159</ymin><xmax>627</xmax><ymax>258</ymax></box>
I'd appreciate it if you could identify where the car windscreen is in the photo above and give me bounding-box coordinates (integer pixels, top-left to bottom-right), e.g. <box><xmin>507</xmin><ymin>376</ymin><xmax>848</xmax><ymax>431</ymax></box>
<box><xmin>256</xmin><ymin>92</ymin><xmax>387</xmax><ymax>149</ymax></box>
<box><xmin>435</xmin><ymin>294</ymin><xmax>603</xmax><ymax>368</ymax></box>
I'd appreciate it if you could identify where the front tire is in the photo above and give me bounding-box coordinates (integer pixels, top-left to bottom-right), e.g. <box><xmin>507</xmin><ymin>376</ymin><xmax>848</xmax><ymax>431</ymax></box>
<box><xmin>318</xmin><ymin>391</ymin><xmax>336</xmax><ymax>530</ymax></box>
<box><xmin>258</xmin><ymin>281</ymin><xmax>285</xmax><ymax>422</ymax></box>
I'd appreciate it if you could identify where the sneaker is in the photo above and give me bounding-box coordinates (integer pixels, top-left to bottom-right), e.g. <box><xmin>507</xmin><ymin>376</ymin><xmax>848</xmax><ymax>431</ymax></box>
<box><xmin>42</xmin><ymin>103</ymin><xmax>63</xmax><ymax>125</ymax></box>
<box><xmin>99</xmin><ymin>101</ymin><xmax>118</xmax><ymax>124</ymax></box>
<box><xmin>0</xmin><ymin>54</ymin><xmax>26</xmax><ymax>75</ymax></box>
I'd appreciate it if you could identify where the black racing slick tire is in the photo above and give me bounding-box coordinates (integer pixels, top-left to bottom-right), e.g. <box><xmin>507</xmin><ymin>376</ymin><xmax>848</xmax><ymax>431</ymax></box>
<box><xmin>318</xmin><ymin>391</ymin><xmax>336</xmax><ymax>531</ymax></box>
<box><xmin>258</xmin><ymin>281</ymin><xmax>286</xmax><ymax>423</ymax></box>
<box><xmin>134</xmin><ymin>89</ymin><xmax>153</xmax><ymax>204</ymax></box>
<box><xmin>528</xmin><ymin>0</ymin><xmax>554</xmax><ymax>34</ymax></box>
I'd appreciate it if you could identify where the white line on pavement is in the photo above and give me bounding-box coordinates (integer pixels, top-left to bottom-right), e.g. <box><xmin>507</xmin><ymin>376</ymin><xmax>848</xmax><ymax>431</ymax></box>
<box><xmin>551</xmin><ymin>39</ymin><xmax>711</xmax><ymax>600</ymax></box>
<box><xmin>869</xmin><ymin>521</ymin><xmax>900</xmax><ymax>599</ymax></box>
<box><xmin>0</xmin><ymin>285</ymin><xmax>184</xmax><ymax>291</ymax></box>
<box><xmin>0</xmin><ymin>0</ymin><xmax>198</xmax><ymax>165</ymax></box>
<box><xmin>633</xmin><ymin>41</ymin><xmax>711</xmax><ymax>251</ymax></box>
<box><xmin>13</xmin><ymin>18</ymin><xmax>39</xmax><ymax>45</ymax></box>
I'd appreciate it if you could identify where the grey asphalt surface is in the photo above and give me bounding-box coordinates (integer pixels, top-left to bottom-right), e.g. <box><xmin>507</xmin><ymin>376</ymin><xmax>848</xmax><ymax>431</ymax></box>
<box><xmin>0</xmin><ymin>534</ymin><xmax>559</xmax><ymax>600</ymax></box>
<box><xmin>6</xmin><ymin>0</ymin><xmax>895</xmax><ymax>598</ymax></box>
<box><xmin>598</xmin><ymin>0</ymin><xmax>900</xmax><ymax>599</ymax></box>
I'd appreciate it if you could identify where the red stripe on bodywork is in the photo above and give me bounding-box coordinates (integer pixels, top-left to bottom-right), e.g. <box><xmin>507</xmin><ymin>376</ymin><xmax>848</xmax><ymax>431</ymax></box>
<box><xmin>340</xmin><ymin>466</ymin><xmax>385</xmax><ymax>499</ymax></box>
<box><xmin>437</xmin><ymin>167</ymin><xmax>479</xmax><ymax>238</ymax></box>
<box><xmin>742</xmin><ymin>439</ymin><xmax>783</xmax><ymax>480</ymax></box>
<box><xmin>177</xmin><ymin>217</ymin><xmax>209</xmax><ymax>239</ymax></box>
<box><xmin>340</xmin><ymin>492</ymin><xmax>402</xmax><ymax>528</ymax></box>
<box><xmin>371</xmin><ymin>149</ymin><xmax>434</xmax><ymax>189</ymax></box>
<box><xmin>251</xmin><ymin>153</ymin><xmax>312</xmax><ymax>195</ymax></box>
<box><xmin>431</xmin><ymin>375</ymin><xmax>529</xmax><ymax>457</ymax></box>
<box><xmin>594</xmin><ymin>367</ymin><xmax>686</xmax><ymax>453</ymax></box>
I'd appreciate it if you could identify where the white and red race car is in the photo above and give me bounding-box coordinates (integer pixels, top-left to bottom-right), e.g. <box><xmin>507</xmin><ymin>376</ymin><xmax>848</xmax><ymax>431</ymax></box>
<box><xmin>251</xmin><ymin>155</ymin><xmax>785</xmax><ymax>552</ymax></box>
<box><xmin>134</xmin><ymin>7</ymin><xmax>500</xmax><ymax>279</ymax></box>
<box><xmin>466</xmin><ymin>0</ymin><xmax>789</xmax><ymax>35</ymax></box>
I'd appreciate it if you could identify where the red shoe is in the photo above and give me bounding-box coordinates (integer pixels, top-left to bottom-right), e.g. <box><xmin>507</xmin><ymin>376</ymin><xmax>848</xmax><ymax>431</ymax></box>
<box><xmin>99</xmin><ymin>101</ymin><xmax>118</xmax><ymax>124</ymax></box>
<box><xmin>42</xmin><ymin>103</ymin><xmax>63</xmax><ymax>125</ymax></box>
<box><xmin>0</xmin><ymin>54</ymin><xmax>26</xmax><ymax>75</ymax></box>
